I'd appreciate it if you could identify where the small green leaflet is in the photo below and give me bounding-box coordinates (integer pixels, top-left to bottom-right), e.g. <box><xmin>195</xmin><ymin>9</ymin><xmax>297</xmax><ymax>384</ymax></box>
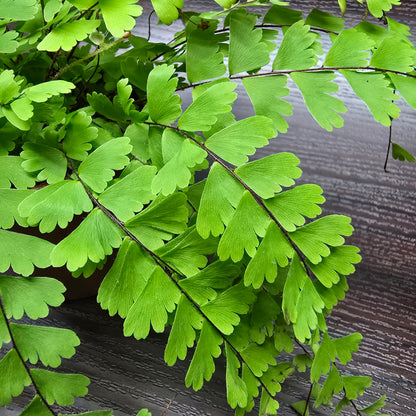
<box><xmin>136</xmin><ymin>410</ymin><xmax>151</xmax><ymax>416</ymax></box>
<box><xmin>218</xmin><ymin>191</ymin><xmax>270</xmax><ymax>262</ymax></box>
<box><xmin>225</xmin><ymin>343</ymin><xmax>248</xmax><ymax>408</ymax></box>
<box><xmin>201</xmin><ymin>282</ymin><xmax>256</xmax><ymax>335</ymax></box>
<box><xmin>20</xmin><ymin>395</ymin><xmax>51</xmax><ymax>416</ymax></box>
<box><xmin>240</xmin><ymin>340</ymin><xmax>277</xmax><ymax>378</ymax></box>
<box><xmin>0</xmin><ymin>0</ymin><xmax>38</xmax><ymax>20</ymax></box>
<box><xmin>178</xmin><ymin>82</ymin><xmax>237</xmax><ymax>131</ymax></box>
<box><xmin>229</xmin><ymin>9</ymin><xmax>270</xmax><ymax>75</ymax></box>
<box><xmin>314</xmin><ymin>275</ymin><xmax>348</xmax><ymax>310</ymax></box>
<box><xmin>264</xmin><ymin>184</ymin><xmax>325</xmax><ymax>232</ymax></box>
<box><xmin>147</xmin><ymin>64</ymin><xmax>182</xmax><ymax>125</ymax></box>
<box><xmin>249</xmin><ymin>292</ymin><xmax>279</xmax><ymax>344</ymax></box>
<box><xmin>359</xmin><ymin>395</ymin><xmax>387</xmax><ymax>415</ymax></box>
<box><xmin>338</xmin><ymin>0</ymin><xmax>347</xmax><ymax>16</ymax></box>
<box><xmin>342</xmin><ymin>375</ymin><xmax>372</xmax><ymax>399</ymax></box>
<box><xmin>389</xmin><ymin>73</ymin><xmax>416</xmax><ymax>110</ymax></box>
<box><xmin>18</xmin><ymin>180</ymin><xmax>93</xmax><ymax>232</ymax></box>
<box><xmin>366</xmin><ymin>0</ymin><xmax>401</xmax><ymax>18</ymax></box>
<box><xmin>164</xmin><ymin>294</ymin><xmax>203</xmax><ymax>366</ymax></box>
<box><xmin>0</xmin><ymin>276</ymin><xmax>65</xmax><ymax>320</ymax></box>
<box><xmin>31</xmin><ymin>369</ymin><xmax>89</xmax><ymax>405</ymax></box>
<box><xmin>340</xmin><ymin>70</ymin><xmax>400</xmax><ymax>126</ymax></box>
<box><xmin>1</xmin><ymin>106</ymin><xmax>30</xmax><ymax>130</ymax></box>
<box><xmin>259</xmin><ymin>389</ymin><xmax>279</xmax><ymax>415</ymax></box>
<box><xmin>125</xmin><ymin>193</ymin><xmax>188</xmax><ymax>250</ymax></box>
<box><xmin>150</xmin><ymin>0</ymin><xmax>183</xmax><ymax>24</ymax></box>
<box><xmin>196</xmin><ymin>162</ymin><xmax>244</xmax><ymax>238</ymax></box>
<box><xmin>87</xmin><ymin>92</ymin><xmax>128</xmax><ymax>123</ymax></box>
<box><xmin>0</xmin><ymin>156</ymin><xmax>36</xmax><ymax>189</ymax></box>
<box><xmin>21</xmin><ymin>143</ymin><xmax>67</xmax><ymax>184</ymax></box>
<box><xmin>314</xmin><ymin>365</ymin><xmax>343</xmax><ymax>407</ymax></box>
<box><xmin>186</xmin><ymin>29</ymin><xmax>227</xmax><ymax>83</ymax></box>
<box><xmin>0</xmin><ymin>311</ymin><xmax>10</xmax><ymax>346</ymax></box>
<box><xmin>242</xmin><ymin>76</ymin><xmax>293</xmax><ymax>133</ymax></box>
<box><xmin>205</xmin><ymin>116</ymin><xmax>276</xmax><ymax>166</ymax></box>
<box><xmin>324</xmin><ymin>29</ymin><xmax>375</xmax><ymax>67</ymax></box>
<box><xmin>244</xmin><ymin>222</ymin><xmax>294</xmax><ymax>289</ymax></box>
<box><xmin>10</xmin><ymin>324</ymin><xmax>80</xmax><ymax>367</ymax></box>
<box><xmin>214</xmin><ymin>0</ymin><xmax>237</xmax><ymax>7</ymax></box>
<box><xmin>51</xmin><ymin>209</ymin><xmax>124</xmax><ymax>271</ymax></box>
<box><xmin>305</xmin><ymin>8</ymin><xmax>344</xmax><ymax>31</ymax></box>
<box><xmin>0</xmin><ymin>230</ymin><xmax>54</xmax><ymax>276</ymax></box>
<box><xmin>0</xmin><ymin>350</ymin><xmax>31</xmax><ymax>406</ymax></box>
<box><xmin>24</xmin><ymin>80</ymin><xmax>75</xmax><ymax>103</ymax></box>
<box><xmin>123</xmin><ymin>266</ymin><xmax>181</xmax><ymax>339</ymax></box>
<box><xmin>307</xmin><ymin>245</ymin><xmax>361</xmax><ymax>287</ymax></box>
<box><xmin>0</xmin><ymin>189</ymin><xmax>33</xmax><ymax>228</ymax></box>
<box><xmin>185</xmin><ymin>319</ymin><xmax>223</xmax><ymax>391</ymax></box>
<box><xmin>289</xmin><ymin>215</ymin><xmax>354</xmax><ymax>264</ymax></box>
<box><xmin>98</xmin><ymin>165</ymin><xmax>156</xmax><ymax>222</ymax></box>
<box><xmin>235</xmin><ymin>153</ymin><xmax>301</xmax><ymax>199</ymax></box>
<box><xmin>98</xmin><ymin>238</ymin><xmax>155</xmax><ymax>318</ymax></box>
<box><xmin>291</xmin><ymin>72</ymin><xmax>346</xmax><ymax>131</ymax></box>
<box><xmin>392</xmin><ymin>142</ymin><xmax>415</xmax><ymax>163</ymax></box>
<box><xmin>310</xmin><ymin>332</ymin><xmax>337</xmax><ymax>382</ymax></box>
<box><xmin>0</xmin><ymin>70</ymin><xmax>20</xmax><ymax>105</ymax></box>
<box><xmin>63</xmin><ymin>111</ymin><xmax>98</xmax><ymax>161</ymax></box>
<box><xmin>99</xmin><ymin>0</ymin><xmax>142</xmax><ymax>37</ymax></box>
<box><xmin>273</xmin><ymin>21</ymin><xmax>319</xmax><ymax>70</ymax></box>
<box><xmin>151</xmin><ymin>139</ymin><xmax>207</xmax><ymax>195</ymax></box>
<box><xmin>263</xmin><ymin>5</ymin><xmax>303</xmax><ymax>26</ymax></box>
<box><xmin>334</xmin><ymin>333</ymin><xmax>362</xmax><ymax>364</ymax></box>
<box><xmin>38</xmin><ymin>20</ymin><xmax>101</xmax><ymax>51</ymax></box>
<box><xmin>78</xmin><ymin>137</ymin><xmax>132</xmax><ymax>193</ymax></box>
<box><xmin>370</xmin><ymin>36</ymin><xmax>416</xmax><ymax>72</ymax></box>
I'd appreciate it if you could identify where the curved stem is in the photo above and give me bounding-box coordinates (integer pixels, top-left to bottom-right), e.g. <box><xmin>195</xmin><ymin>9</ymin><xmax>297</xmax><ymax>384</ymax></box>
<box><xmin>0</xmin><ymin>298</ymin><xmax>57</xmax><ymax>416</ymax></box>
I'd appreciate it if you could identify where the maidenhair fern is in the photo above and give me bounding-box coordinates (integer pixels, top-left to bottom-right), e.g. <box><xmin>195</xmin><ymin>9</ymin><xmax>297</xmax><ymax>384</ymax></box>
<box><xmin>0</xmin><ymin>0</ymin><xmax>415</xmax><ymax>415</ymax></box>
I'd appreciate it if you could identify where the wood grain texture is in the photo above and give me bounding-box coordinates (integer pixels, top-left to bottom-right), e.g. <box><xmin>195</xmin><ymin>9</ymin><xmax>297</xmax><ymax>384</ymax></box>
<box><xmin>3</xmin><ymin>2</ymin><xmax>416</xmax><ymax>416</ymax></box>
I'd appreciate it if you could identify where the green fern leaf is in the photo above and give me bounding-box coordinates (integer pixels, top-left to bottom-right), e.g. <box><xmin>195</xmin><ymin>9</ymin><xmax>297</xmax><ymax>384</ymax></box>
<box><xmin>31</xmin><ymin>369</ymin><xmax>89</xmax><ymax>405</ymax></box>
<box><xmin>125</xmin><ymin>193</ymin><xmax>188</xmax><ymax>250</ymax></box>
<box><xmin>124</xmin><ymin>123</ymin><xmax>150</xmax><ymax>161</ymax></box>
<box><xmin>136</xmin><ymin>410</ymin><xmax>151</xmax><ymax>416</ymax></box>
<box><xmin>38</xmin><ymin>20</ymin><xmax>101</xmax><ymax>51</ymax></box>
<box><xmin>147</xmin><ymin>64</ymin><xmax>182</xmax><ymax>125</ymax></box>
<box><xmin>261</xmin><ymin>362</ymin><xmax>294</xmax><ymax>396</ymax></box>
<box><xmin>290</xmin><ymin>215</ymin><xmax>354</xmax><ymax>264</ymax></box>
<box><xmin>340</xmin><ymin>70</ymin><xmax>400</xmax><ymax>126</ymax></box>
<box><xmin>342</xmin><ymin>375</ymin><xmax>372</xmax><ymax>400</ymax></box>
<box><xmin>150</xmin><ymin>0</ymin><xmax>183</xmax><ymax>24</ymax></box>
<box><xmin>23</xmin><ymin>80</ymin><xmax>75</xmax><ymax>103</ymax></box>
<box><xmin>314</xmin><ymin>365</ymin><xmax>343</xmax><ymax>407</ymax></box>
<box><xmin>51</xmin><ymin>209</ymin><xmax>124</xmax><ymax>271</ymax></box>
<box><xmin>186</xmin><ymin>29</ymin><xmax>227</xmax><ymax>83</ymax></box>
<box><xmin>98</xmin><ymin>238</ymin><xmax>155</xmax><ymax>318</ymax></box>
<box><xmin>333</xmin><ymin>333</ymin><xmax>362</xmax><ymax>365</ymax></box>
<box><xmin>334</xmin><ymin>396</ymin><xmax>351</xmax><ymax>415</ymax></box>
<box><xmin>263</xmin><ymin>5</ymin><xmax>303</xmax><ymax>25</ymax></box>
<box><xmin>155</xmin><ymin>226</ymin><xmax>217</xmax><ymax>276</ymax></box>
<box><xmin>20</xmin><ymin>143</ymin><xmax>67</xmax><ymax>184</ymax></box>
<box><xmin>392</xmin><ymin>142</ymin><xmax>415</xmax><ymax>163</ymax></box>
<box><xmin>242</xmin><ymin>76</ymin><xmax>293</xmax><ymax>133</ymax></box>
<box><xmin>124</xmin><ymin>266</ymin><xmax>181</xmax><ymax>339</ymax></box>
<box><xmin>310</xmin><ymin>333</ymin><xmax>337</xmax><ymax>382</ymax></box>
<box><xmin>0</xmin><ymin>0</ymin><xmax>38</xmax><ymax>20</ymax></box>
<box><xmin>78</xmin><ymin>137</ymin><xmax>132</xmax><ymax>193</ymax></box>
<box><xmin>291</xmin><ymin>72</ymin><xmax>346</xmax><ymax>131</ymax></box>
<box><xmin>359</xmin><ymin>395</ymin><xmax>387</xmax><ymax>415</ymax></box>
<box><xmin>178</xmin><ymin>82</ymin><xmax>237</xmax><ymax>131</ymax></box>
<box><xmin>249</xmin><ymin>292</ymin><xmax>279</xmax><ymax>344</ymax></box>
<box><xmin>98</xmin><ymin>165</ymin><xmax>156</xmax><ymax>222</ymax></box>
<box><xmin>229</xmin><ymin>9</ymin><xmax>270</xmax><ymax>75</ymax></box>
<box><xmin>0</xmin><ymin>70</ymin><xmax>20</xmax><ymax>105</ymax></box>
<box><xmin>185</xmin><ymin>319</ymin><xmax>223</xmax><ymax>391</ymax></box>
<box><xmin>196</xmin><ymin>162</ymin><xmax>244</xmax><ymax>238</ymax></box>
<box><xmin>259</xmin><ymin>390</ymin><xmax>279</xmax><ymax>415</ymax></box>
<box><xmin>0</xmin><ymin>231</ymin><xmax>54</xmax><ymax>276</ymax></box>
<box><xmin>235</xmin><ymin>153</ymin><xmax>301</xmax><ymax>199</ymax></box>
<box><xmin>305</xmin><ymin>8</ymin><xmax>344</xmax><ymax>31</ymax></box>
<box><xmin>201</xmin><ymin>282</ymin><xmax>256</xmax><ymax>335</ymax></box>
<box><xmin>273</xmin><ymin>21</ymin><xmax>319</xmax><ymax>70</ymax></box>
<box><xmin>366</xmin><ymin>0</ymin><xmax>401</xmax><ymax>18</ymax></box>
<box><xmin>1</xmin><ymin>106</ymin><xmax>30</xmax><ymax>130</ymax></box>
<box><xmin>324</xmin><ymin>29</ymin><xmax>374</xmax><ymax>67</ymax></box>
<box><xmin>0</xmin><ymin>156</ymin><xmax>36</xmax><ymax>189</ymax></box>
<box><xmin>218</xmin><ymin>191</ymin><xmax>270</xmax><ymax>262</ymax></box>
<box><xmin>178</xmin><ymin>260</ymin><xmax>239</xmax><ymax>305</ymax></box>
<box><xmin>9</xmin><ymin>96</ymin><xmax>34</xmax><ymax>122</ymax></box>
<box><xmin>99</xmin><ymin>0</ymin><xmax>142</xmax><ymax>37</ymax></box>
<box><xmin>87</xmin><ymin>92</ymin><xmax>128</xmax><ymax>123</ymax></box>
<box><xmin>225</xmin><ymin>343</ymin><xmax>248</xmax><ymax>408</ymax></box>
<box><xmin>0</xmin><ymin>276</ymin><xmax>65</xmax><ymax>320</ymax></box>
<box><xmin>0</xmin><ymin>189</ymin><xmax>33</xmax><ymax>228</ymax></box>
<box><xmin>244</xmin><ymin>222</ymin><xmax>294</xmax><ymax>289</ymax></box>
<box><xmin>18</xmin><ymin>181</ymin><xmax>93</xmax><ymax>232</ymax></box>
<box><xmin>164</xmin><ymin>294</ymin><xmax>203</xmax><ymax>366</ymax></box>
<box><xmin>0</xmin><ymin>349</ymin><xmax>31</xmax><ymax>406</ymax></box>
<box><xmin>205</xmin><ymin>116</ymin><xmax>276</xmax><ymax>166</ymax></box>
<box><xmin>11</xmin><ymin>324</ymin><xmax>80</xmax><ymax>367</ymax></box>
<box><xmin>63</xmin><ymin>111</ymin><xmax>97</xmax><ymax>161</ymax></box>
<box><xmin>19</xmin><ymin>396</ymin><xmax>51</xmax><ymax>416</ymax></box>
<box><xmin>264</xmin><ymin>184</ymin><xmax>325</xmax><ymax>232</ymax></box>
<box><xmin>0</xmin><ymin>312</ymin><xmax>10</xmax><ymax>345</ymax></box>
<box><xmin>307</xmin><ymin>245</ymin><xmax>361</xmax><ymax>287</ymax></box>
<box><xmin>389</xmin><ymin>73</ymin><xmax>416</xmax><ymax>110</ymax></box>
<box><xmin>314</xmin><ymin>275</ymin><xmax>348</xmax><ymax>310</ymax></box>
<box><xmin>370</xmin><ymin>36</ymin><xmax>416</xmax><ymax>72</ymax></box>
<box><xmin>151</xmin><ymin>139</ymin><xmax>207</xmax><ymax>196</ymax></box>
<box><xmin>240</xmin><ymin>340</ymin><xmax>277</xmax><ymax>378</ymax></box>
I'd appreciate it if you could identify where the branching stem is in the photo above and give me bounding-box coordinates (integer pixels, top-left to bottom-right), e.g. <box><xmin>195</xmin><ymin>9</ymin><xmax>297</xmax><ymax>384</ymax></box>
<box><xmin>0</xmin><ymin>298</ymin><xmax>58</xmax><ymax>416</ymax></box>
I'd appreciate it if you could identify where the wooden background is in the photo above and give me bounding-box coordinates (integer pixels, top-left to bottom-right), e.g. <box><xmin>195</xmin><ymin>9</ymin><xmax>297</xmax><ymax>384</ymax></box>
<box><xmin>3</xmin><ymin>1</ymin><xmax>415</xmax><ymax>415</ymax></box>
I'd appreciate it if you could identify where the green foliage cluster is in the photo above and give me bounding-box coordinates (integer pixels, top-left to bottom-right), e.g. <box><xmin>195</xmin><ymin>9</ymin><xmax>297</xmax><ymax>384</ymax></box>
<box><xmin>0</xmin><ymin>0</ymin><xmax>414</xmax><ymax>415</ymax></box>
